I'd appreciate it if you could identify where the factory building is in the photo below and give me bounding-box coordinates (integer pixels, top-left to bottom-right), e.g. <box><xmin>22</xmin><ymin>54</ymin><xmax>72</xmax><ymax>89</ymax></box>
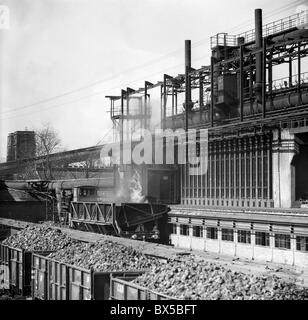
<box><xmin>6</xmin><ymin>131</ymin><xmax>36</xmax><ymax>162</ymax></box>
<box><xmin>1</xmin><ymin>8</ymin><xmax>307</xmax><ymax>269</ymax></box>
<box><xmin>105</xmin><ymin>8</ymin><xmax>308</xmax><ymax>267</ymax></box>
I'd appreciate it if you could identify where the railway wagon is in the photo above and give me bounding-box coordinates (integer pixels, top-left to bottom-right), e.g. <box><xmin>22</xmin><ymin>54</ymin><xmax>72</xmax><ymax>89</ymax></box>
<box><xmin>0</xmin><ymin>243</ymin><xmax>54</xmax><ymax>296</ymax></box>
<box><xmin>69</xmin><ymin>202</ymin><xmax>170</xmax><ymax>244</ymax></box>
<box><xmin>110</xmin><ymin>274</ymin><xmax>177</xmax><ymax>300</ymax></box>
<box><xmin>31</xmin><ymin>252</ymin><xmax>143</xmax><ymax>300</ymax></box>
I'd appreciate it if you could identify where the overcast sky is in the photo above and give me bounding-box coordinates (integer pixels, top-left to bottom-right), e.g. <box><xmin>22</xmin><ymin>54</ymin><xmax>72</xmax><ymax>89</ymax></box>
<box><xmin>0</xmin><ymin>0</ymin><xmax>306</xmax><ymax>161</ymax></box>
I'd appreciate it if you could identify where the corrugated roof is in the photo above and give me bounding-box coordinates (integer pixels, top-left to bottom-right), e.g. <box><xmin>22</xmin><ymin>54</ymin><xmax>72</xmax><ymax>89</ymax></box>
<box><xmin>0</xmin><ymin>188</ymin><xmax>41</xmax><ymax>202</ymax></box>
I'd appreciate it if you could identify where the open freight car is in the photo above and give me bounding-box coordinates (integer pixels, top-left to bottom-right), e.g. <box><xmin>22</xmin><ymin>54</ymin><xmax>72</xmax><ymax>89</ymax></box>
<box><xmin>110</xmin><ymin>274</ymin><xmax>177</xmax><ymax>300</ymax></box>
<box><xmin>31</xmin><ymin>252</ymin><xmax>144</xmax><ymax>300</ymax></box>
<box><xmin>0</xmin><ymin>243</ymin><xmax>54</xmax><ymax>296</ymax></box>
<box><xmin>69</xmin><ymin>202</ymin><xmax>170</xmax><ymax>244</ymax></box>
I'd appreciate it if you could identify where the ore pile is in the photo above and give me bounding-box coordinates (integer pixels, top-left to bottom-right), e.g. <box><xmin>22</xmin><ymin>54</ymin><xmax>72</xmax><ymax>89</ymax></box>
<box><xmin>133</xmin><ymin>257</ymin><xmax>308</xmax><ymax>300</ymax></box>
<box><xmin>48</xmin><ymin>240</ymin><xmax>159</xmax><ymax>272</ymax></box>
<box><xmin>2</xmin><ymin>226</ymin><xmax>76</xmax><ymax>251</ymax></box>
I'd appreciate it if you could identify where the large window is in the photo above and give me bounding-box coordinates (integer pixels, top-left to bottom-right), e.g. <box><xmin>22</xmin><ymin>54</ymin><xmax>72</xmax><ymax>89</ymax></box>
<box><xmin>222</xmin><ymin>228</ymin><xmax>234</xmax><ymax>242</ymax></box>
<box><xmin>193</xmin><ymin>226</ymin><xmax>203</xmax><ymax>238</ymax></box>
<box><xmin>170</xmin><ymin>224</ymin><xmax>177</xmax><ymax>235</ymax></box>
<box><xmin>238</xmin><ymin>230</ymin><xmax>251</xmax><ymax>244</ymax></box>
<box><xmin>180</xmin><ymin>136</ymin><xmax>272</xmax><ymax>204</ymax></box>
<box><xmin>296</xmin><ymin>236</ymin><xmax>308</xmax><ymax>252</ymax></box>
<box><xmin>255</xmin><ymin>232</ymin><xmax>270</xmax><ymax>247</ymax></box>
<box><xmin>274</xmin><ymin>234</ymin><xmax>291</xmax><ymax>249</ymax></box>
<box><xmin>79</xmin><ymin>187</ymin><xmax>97</xmax><ymax>197</ymax></box>
<box><xmin>180</xmin><ymin>224</ymin><xmax>189</xmax><ymax>236</ymax></box>
<box><xmin>206</xmin><ymin>227</ymin><xmax>218</xmax><ymax>239</ymax></box>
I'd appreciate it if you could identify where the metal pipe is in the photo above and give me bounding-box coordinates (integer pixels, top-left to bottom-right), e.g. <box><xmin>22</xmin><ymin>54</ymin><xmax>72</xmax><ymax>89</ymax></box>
<box><xmin>144</xmin><ymin>81</ymin><xmax>153</xmax><ymax>130</ymax></box>
<box><xmin>185</xmin><ymin>40</ymin><xmax>191</xmax><ymax>130</ymax></box>
<box><xmin>262</xmin><ymin>37</ymin><xmax>267</xmax><ymax>118</ymax></box>
<box><xmin>144</xmin><ymin>81</ymin><xmax>148</xmax><ymax>130</ymax></box>
<box><xmin>249</xmin><ymin>55</ymin><xmax>253</xmax><ymax>113</ymax></box>
<box><xmin>185</xmin><ymin>40</ymin><xmax>191</xmax><ymax>72</ymax></box>
<box><xmin>255</xmin><ymin>9</ymin><xmax>263</xmax><ymax>48</ymax></box>
<box><xmin>239</xmin><ymin>45</ymin><xmax>244</xmax><ymax>122</ymax></box>
<box><xmin>185</xmin><ymin>40</ymin><xmax>191</xmax><ymax>163</ymax></box>
<box><xmin>289</xmin><ymin>54</ymin><xmax>292</xmax><ymax>87</ymax></box>
<box><xmin>298</xmin><ymin>41</ymin><xmax>302</xmax><ymax>105</ymax></box>
<box><xmin>160</xmin><ymin>84</ymin><xmax>163</xmax><ymax>128</ymax></box>
<box><xmin>120</xmin><ymin>90</ymin><xmax>126</xmax><ymax>165</ymax></box>
<box><xmin>163</xmin><ymin>75</ymin><xmax>167</xmax><ymax>130</ymax></box>
<box><xmin>126</xmin><ymin>87</ymin><xmax>130</xmax><ymax>120</ymax></box>
<box><xmin>210</xmin><ymin>56</ymin><xmax>214</xmax><ymax>127</ymax></box>
<box><xmin>175</xmin><ymin>90</ymin><xmax>178</xmax><ymax>114</ymax></box>
<box><xmin>163</xmin><ymin>74</ymin><xmax>172</xmax><ymax>130</ymax></box>
<box><xmin>199</xmin><ymin>72</ymin><xmax>203</xmax><ymax>123</ymax></box>
<box><xmin>255</xmin><ymin>8</ymin><xmax>263</xmax><ymax>102</ymax></box>
<box><xmin>172</xmin><ymin>85</ymin><xmax>175</xmax><ymax>116</ymax></box>
<box><xmin>268</xmin><ymin>50</ymin><xmax>273</xmax><ymax>109</ymax></box>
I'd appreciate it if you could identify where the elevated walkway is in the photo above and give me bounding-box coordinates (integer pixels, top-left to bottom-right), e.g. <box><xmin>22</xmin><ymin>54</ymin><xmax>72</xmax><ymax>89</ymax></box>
<box><xmin>169</xmin><ymin>205</ymin><xmax>308</xmax><ymax>226</ymax></box>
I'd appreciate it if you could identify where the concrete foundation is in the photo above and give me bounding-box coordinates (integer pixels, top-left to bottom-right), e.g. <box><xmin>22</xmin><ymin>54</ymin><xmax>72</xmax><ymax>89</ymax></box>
<box><xmin>272</xmin><ymin>129</ymin><xmax>298</xmax><ymax>208</ymax></box>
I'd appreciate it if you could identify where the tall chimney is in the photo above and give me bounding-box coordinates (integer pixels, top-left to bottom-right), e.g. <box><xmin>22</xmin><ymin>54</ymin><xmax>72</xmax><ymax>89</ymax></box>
<box><xmin>185</xmin><ymin>40</ymin><xmax>191</xmax><ymax>162</ymax></box>
<box><xmin>185</xmin><ymin>40</ymin><xmax>191</xmax><ymax>70</ymax></box>
<box><xmin>255</xmin><ymin>8</ymin><xmax>263</xmax><ymax>102</ymax></box>
<box><xmin>185</xmin><ymin>40</ymin><xmax>192</xmax><ymax>131</ymax></box>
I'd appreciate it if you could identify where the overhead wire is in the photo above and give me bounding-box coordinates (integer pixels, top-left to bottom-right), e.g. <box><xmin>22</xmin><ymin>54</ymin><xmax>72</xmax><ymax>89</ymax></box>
<box><xmin>0</xmin><ymin>53</ymin><xmax>210</xmax><ymax>121</ymax></box>
<box><xmin>0</xmin><ymin>1</ymin><xmax>305</xmax><ymax>119</ymax></box>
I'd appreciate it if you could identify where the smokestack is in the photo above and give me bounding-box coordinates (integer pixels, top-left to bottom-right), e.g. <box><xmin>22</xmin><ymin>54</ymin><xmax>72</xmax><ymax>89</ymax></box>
<box><xmin>185</xmin><ymin>40</ymin><xmax>191</xmax><ymax>70</ymax></box>
<box><xmin>255</xmin><ymin>8</ymin><xmax>263</xmax><ymax>101</ymax></box>
<box><xmin>185</xmin><ymin>40</ymin><xmax>192</xmax><ymax>162</ymax></box>
<box><xmin>185</xmin><ymin>40</ymin><xmax>192</xmax><ymax>131</ymax></box>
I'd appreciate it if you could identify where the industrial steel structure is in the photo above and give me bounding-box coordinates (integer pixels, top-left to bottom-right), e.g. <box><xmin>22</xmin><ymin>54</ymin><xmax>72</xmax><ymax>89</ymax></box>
<box><xmin>1</xmin><ymin>8</ymin><xmax>308</xmax><ymax>268</ymax></box>
<box><xmin>105</xmin><ymin>9</ymin><xmax>308</xmax><ymax>267</ymax></box>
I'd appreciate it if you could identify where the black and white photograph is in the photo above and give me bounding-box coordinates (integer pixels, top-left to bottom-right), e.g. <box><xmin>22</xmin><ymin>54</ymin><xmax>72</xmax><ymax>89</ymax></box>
<box><xmin>0</xmin><ymin>0</ymin><xmax>308</xmax><ymax>310</ymax></box>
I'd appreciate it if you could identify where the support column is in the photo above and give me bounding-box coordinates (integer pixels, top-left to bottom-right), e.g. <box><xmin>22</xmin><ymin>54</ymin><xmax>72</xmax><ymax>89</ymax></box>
<box><xmin>291</xmin><ymin>234</ymin><xmax>296</xmax><ymax>266</ymax></box>
<box><xmin>239</xmin><ymin>45</ymin><xmax>244</xmax><ymax>122</ymax></box>
<box><xmin>203</xmin><ymin>225</ymin><xmax>207</xmax><ymax>252</ymax></box>
<box><xmin>298</xmin><ymin>41</ymin><xmax>302</xmax><ymax>105</ymax></box>
<box><xmin>272</xmin><ymin>129</ymin><xmax>299</xmax><ymax>208</ymax></box>
<box><xmin>176</xmin><ymin>224</ymin><xmax>180</xmax><ymax>247</ymax></box>
<box><xmin>234</xmin><ymin>228</ymin><xmax>238</xmax><ymax>257</ymax></box>
<box><xmin>268</xmin><ymin>50</ymin><xmax>273</xmax><ymax>109</ymax></box>
<box><xmin>218</xmin><ymin>227</ymin><xmax>222</xmax><ymax>254</ymax></box>
<box><xmin>270</xmin><ymin>231</ymin><xmax>276</xmax><ymax>262</ymax></box>
<box><xmin>189</xmin><ymin>225</ymin><xmax>193</xmax><ymax>250</ymax></box>
<box><xmin>210</xmin><ymin>57</ymin><xmax>214</xmax><ymax>127</ymax></box>
<box><xmin>56</xmin><ymin>187</ymin><xmax>62</xmax><ymax>221</ymax></box>
<box><xmin>251</xmin><ymin>231</ymin><xmax>256</xmax><ymax>260</ymax></box>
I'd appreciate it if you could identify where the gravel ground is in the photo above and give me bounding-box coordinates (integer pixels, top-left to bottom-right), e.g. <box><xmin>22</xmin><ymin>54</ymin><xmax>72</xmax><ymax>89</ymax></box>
<box><xmin>133</xmin><ymin>256</ymin><xmax>308</xmax><ymax>300</ymax></box>
<box><xmin>1</xmin><ymin>223</ymin><xmax>307</xmax><ymax>300</ymax></box>
<box><xmin>2</xmin><ymin>225</ymin><xmax>77</xmax><ymax>251</ymax></box>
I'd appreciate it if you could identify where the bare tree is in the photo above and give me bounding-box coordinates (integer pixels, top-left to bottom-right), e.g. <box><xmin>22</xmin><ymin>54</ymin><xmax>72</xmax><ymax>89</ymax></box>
<box><xmin>35</xmin><ymin>123</ymin><xmax>62</xmax><ymax>180</ymax></box>
<box><xmin>16</xmin><ymin>158</ymin><xmax>40</xmax><ymax>180</ymax></box>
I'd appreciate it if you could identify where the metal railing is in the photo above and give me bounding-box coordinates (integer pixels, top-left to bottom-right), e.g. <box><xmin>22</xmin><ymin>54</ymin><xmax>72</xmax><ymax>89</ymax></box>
<box><xmin>210</xmin><ymin>33</ymin><xmax>239</xmax><ymax>48</ymax></box>
<box><xmin>268</xmin><ymin>72</ymin><xmax>308</xmax><ymax>91</ymax></box>
<box><xmin>211</xmin><ymin>10</ymin><xmax>308</xmax><ymax>48</ymax></box>
<box><xmin>242</xmin><ymin>72</ymin><xmax>308</xmax><ymax>98</ymax></box>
